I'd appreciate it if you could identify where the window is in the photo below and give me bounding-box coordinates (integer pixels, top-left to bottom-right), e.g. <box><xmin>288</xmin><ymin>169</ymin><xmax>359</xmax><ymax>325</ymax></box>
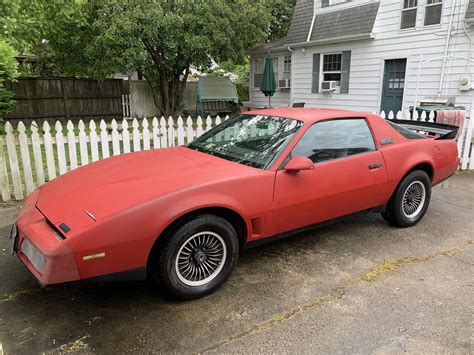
<box><xmin>401</xmin><ymin>0</ymin><xmax>418</xmax><ymax>29</ymax></box>
<box><xmin>322</xmin><ymin>53</ymin><xmax>342</xmax><ymax>87</ymax></box>
<box><xmin>253</xmin><ymin>58</ymin><xmax>264</xmax><ymax>89</ymax></box>
<box><xmin>424</xmin><ymin>0</ymin><xmax>442</xmax><ymax>26</ymax></box>
<box><xmin>189</xmin><ymin>115</ymin><xmax>303</xmax><ymax>169</ymax></box>
<box><xmin>253</xmin><ymin>58</ymin><xmax>278</xmax><ymax>89</ymax></box>
<box><xmin>283</xmin><ymin>55</ymin><xmax>291</xmax><ymax>73</ymax></box>
<box><xmin>322</xmin><ymin>0</ymin><xmax>350</xmax><ymax>7</ymax></box>
<box><xmin>291</xmin><ymin>119</ymin><xmax>376</xmax><ymax>163</ymax></box>
<box><xmin>386</xmin><ymin>120</ymin><xmax>425</xmax><ymax>139</ymax></box>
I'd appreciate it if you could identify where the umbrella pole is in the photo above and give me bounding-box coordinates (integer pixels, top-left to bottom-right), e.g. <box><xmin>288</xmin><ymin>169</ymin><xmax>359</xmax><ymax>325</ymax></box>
<box><xmin>269</xmin><ymin>95</ymin><xmax>271</xmax><ymax>108</ymax></box>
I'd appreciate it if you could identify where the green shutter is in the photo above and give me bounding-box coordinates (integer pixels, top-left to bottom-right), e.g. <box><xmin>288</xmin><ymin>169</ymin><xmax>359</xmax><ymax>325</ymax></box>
<box><xmin>340</xmin><ymin>50</ymin><xmax>351</xmax><ymax>94</ymax></box>
<box><xmin>322</xmin><ymin>0</ymin><xmax>329</xmax><ymax>7</ymax></box>
<box><xmin>312</xmin><ymin>53</ymin><xmax>321</xmax><ymax>94</ymax></box>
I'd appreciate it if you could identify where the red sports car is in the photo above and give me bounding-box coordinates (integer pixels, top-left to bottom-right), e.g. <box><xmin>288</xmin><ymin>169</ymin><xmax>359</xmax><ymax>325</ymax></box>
<box><xmin>11</xmin><ymin>109</ymin><xmax>459</xmax><ymax>299</ymax></box>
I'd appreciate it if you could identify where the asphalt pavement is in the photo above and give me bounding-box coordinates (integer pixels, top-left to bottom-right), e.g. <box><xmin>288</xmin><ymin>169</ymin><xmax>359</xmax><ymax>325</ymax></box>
<box><xmin>0</xmin><ymin>172</ymin><xmax>472</xmax><ymax>354</ymax></box>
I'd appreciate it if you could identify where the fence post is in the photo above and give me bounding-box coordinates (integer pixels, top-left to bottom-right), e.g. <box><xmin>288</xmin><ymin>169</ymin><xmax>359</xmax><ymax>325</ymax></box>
<box><xmin>461</xmin><ymin>111</ymin><xmax>474</xmax><ymax>170</ymax></box>
<box><xmin>5</xmin><ymin>123</ymin><xmax>23</xmax><ymax>199</ymax></box>
<box><xmin>0</xmin><ymin>135</ymin><xmax>11</xmax><ymax>201</ymax></box>
<box><xmin>132</xmin><ymin>118</ymin><xmax>141</xmax><ymax>152</ymax></box>
<box><xmin>67</xmin><ymin>121</ymin><xmax>78</xmax><ymax>170</ymax></box>
<box><xmin>30</xmin><ymin>121</ymin><xmax>45</xmax><ymax>186</ymax></box>
<box><xmin>167</xmin><ymin>116</ymin><xmax>175</xmax><ymax>146</ymax></box>
<box><xmin>78</xmin><ymin>120</ymin><xmax>89</xmax><ymax>165</ymax></box>
<box><xmin>111</xmin><ymin>119</ymin><xmax>121</xmax><ymax>155</ymax></box>
<box><xmin>89</xmin><ymin>120</ymin><xmax>100</xmax><ymax>162</ymax></box>
<box><xmin>43</xmin><ymin>121</ymin><xmax>57</xmax><ymax>182</ymax></box>
<box><xmin>469</xmin><ymin>111</ymin><xmax>474</xmax><ymax>169</ymax></box>
<box><xmin>55</xmin><ymin>121</ymin><xmax>68</xmax><ymax>175</ymax></box>
<box><xmin>100</xmin><ymin>120</ymin><xmax>110</xmax><ymax>158</ymax></box>
<box><xmin>121</xmin><ymin>119</ymin><xmax>131</xmax><ymax>154</ymax></box>
<box><xmin>18</xmin><ymin>122</ymin><xmax>35</xmax><ymax>195</ymax></box>
<box><xmin>177</xmin><ymin>116</ymin><xmax>185</xmax><ymax>146</ymax></box>
<box><xmin>152</xmin><ymin>117</ymin><xmax>160</xmax><ymax>149</ymax></box>
<box><xmin>160</xmin><ymin>117</ymin><xmax>168</xmax><ymax>148</ymax></box>
<box><xmin>142</xmin><ymin>118</ymin><xmax>150</xmax><ymax>150</ymax></box>
<box><xmin>186</xmin><ymin>116</ymin><xmax>194</xmax><ymax>143</ymax></box>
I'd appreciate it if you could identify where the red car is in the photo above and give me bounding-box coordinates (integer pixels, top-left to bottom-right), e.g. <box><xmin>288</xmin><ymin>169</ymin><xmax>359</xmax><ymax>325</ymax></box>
<box><xmin>11</xmin><ymin>109</ymin><xmax>459</xmax><ymax>299</ymax></box>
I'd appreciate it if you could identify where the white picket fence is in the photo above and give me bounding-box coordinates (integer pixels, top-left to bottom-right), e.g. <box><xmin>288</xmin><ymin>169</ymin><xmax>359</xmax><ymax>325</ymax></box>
<box><xmin>0</xmin><ymin>110</ymin><xmax>473</xmax><ymax>201</ymax></box>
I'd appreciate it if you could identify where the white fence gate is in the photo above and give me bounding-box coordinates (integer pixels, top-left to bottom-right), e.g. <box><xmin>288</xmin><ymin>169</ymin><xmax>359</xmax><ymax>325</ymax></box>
<box><xmin>0</xmin><ymin>110</ymin><xmax>473</xmax><ymax>201</ymax></box>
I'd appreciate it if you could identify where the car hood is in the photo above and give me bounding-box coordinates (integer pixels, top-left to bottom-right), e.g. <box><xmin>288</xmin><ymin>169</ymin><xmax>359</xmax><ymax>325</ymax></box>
<box><xmin>36</xmin><ymin>147</ymin><xmax>260</xmax><ymax>230</ymax></box>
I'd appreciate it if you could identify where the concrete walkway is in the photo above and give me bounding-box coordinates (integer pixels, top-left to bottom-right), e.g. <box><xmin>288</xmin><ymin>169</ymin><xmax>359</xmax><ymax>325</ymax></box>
<box><xmin>0</xmin><ymin>173</ymin><xmax>472</xmax><ymax>353</ymax></box>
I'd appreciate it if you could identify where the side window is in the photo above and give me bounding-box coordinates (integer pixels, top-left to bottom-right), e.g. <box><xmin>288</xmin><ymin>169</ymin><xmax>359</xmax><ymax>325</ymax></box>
<box><xmin>292</xmin><ymin>119</ymin><xmax>376</xmax><ymax>163</ymax></box>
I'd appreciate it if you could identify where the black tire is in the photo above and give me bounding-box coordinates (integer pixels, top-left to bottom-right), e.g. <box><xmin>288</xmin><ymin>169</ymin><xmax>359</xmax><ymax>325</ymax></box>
<box><xmin>383</xmin><ymin>170</ymin><xmax>431</xmax><ymax>228</ymax></box>
<box><xmin>150</xmin><ymin>214</ymin><xmax>239</xmax><ymax>300</ymax></box>
<box><xmin>380</xmin><ymin>210</ymin><xmax>393</xmax><ymax>224</ymax></box>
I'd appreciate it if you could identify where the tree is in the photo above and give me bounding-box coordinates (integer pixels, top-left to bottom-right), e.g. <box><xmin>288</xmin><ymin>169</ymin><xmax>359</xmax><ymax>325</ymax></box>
<box><xmin>49</xmin><ymin>0</ymin><xmax>272</xmax><ymax>116</ymax></box>
<box><xmin>0</xmin><ymin>40</ymin><xmax>19</xmax><ymax>117</ymax></box>
<box><xmin>265</xmin><ymin>0</ymin><xmax>297</xmax><ymax>42</ymax></box>
<box><xmin>1</xmin><ymin>0</ymin><xmax>296</xmax><ymax>116</ymax></box>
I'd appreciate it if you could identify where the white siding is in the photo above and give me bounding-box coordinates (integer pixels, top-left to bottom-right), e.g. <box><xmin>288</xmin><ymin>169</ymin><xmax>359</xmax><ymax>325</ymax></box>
<box><xmin>250</xmin><ymin>50</ymin><xmax>292</xmax><ymax>108</ymax></box>
<box><xmin>251</xmin><ymin>0</ymin><xmax>474</xmax><ymax>113</ymax></box>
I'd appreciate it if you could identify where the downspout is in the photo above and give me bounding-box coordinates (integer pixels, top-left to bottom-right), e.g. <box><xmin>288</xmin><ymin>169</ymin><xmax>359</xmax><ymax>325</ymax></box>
<box><xmin>288</xmin><ymin>46</ymin><xmax>294</xmax><ymax>105</ymax></box>
<box><xmin>438</xmin><ymin>0</ymin><xmax>458</xmax><ymax>96</ymax></box>
<box><xmin>307</xmin><ymin>11</ymin><xmax>316</xmax><ymax>42</ymax></box>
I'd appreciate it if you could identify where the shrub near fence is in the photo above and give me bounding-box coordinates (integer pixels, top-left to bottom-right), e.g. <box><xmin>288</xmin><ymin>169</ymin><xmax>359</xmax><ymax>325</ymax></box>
<box><xmin>0</xmin><ymin>110</ymin><xmax>473</xmax><ymax>202</ymax></box>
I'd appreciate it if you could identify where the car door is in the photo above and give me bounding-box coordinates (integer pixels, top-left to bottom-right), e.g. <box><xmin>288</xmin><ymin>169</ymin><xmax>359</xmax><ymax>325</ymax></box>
<box><xmin>271</xmin><ymin>118</ymin><xmax>388</xmax><ymax>235</ymax></box>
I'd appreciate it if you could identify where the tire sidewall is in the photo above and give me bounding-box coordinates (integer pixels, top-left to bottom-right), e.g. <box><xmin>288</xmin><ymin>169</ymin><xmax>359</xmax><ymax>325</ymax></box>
<box><xmin>156</xmin><ymin>215</ymin><xmax>239</xmax><ymax>299</ymax></box>
<box><xmin>391</xmin><ymin>170</ymin><xmax>431</xmax><ymax>227</ymax></box>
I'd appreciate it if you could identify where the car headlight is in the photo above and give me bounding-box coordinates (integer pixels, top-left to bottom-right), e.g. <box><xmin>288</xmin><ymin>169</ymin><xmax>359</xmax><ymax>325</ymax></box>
<box><xmin>21</xmin><ymin>239</ymin><xmax>46</xmax><ymax>274</ymax></box>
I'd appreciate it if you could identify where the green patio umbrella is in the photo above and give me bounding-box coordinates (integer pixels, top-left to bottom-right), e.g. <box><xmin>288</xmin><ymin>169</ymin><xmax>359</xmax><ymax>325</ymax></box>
<box><xmin>260</xmin><ymin>53</ymin><xmax>277</xmax><ymax>108</ymax></box>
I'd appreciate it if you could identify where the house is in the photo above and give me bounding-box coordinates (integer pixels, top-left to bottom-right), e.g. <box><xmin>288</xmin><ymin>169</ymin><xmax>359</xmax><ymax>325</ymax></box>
<box><xmin>248</xmin><ymin>0</ymin><xmax>474</xmax><ymax>114</ymax></box>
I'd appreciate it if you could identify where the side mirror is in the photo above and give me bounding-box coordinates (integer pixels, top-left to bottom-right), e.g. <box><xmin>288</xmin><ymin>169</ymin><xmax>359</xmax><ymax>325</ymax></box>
<box><xmin>284</xmin><ymin>156</ymin><xmax>314</xmax><ymax>172</ymax></box>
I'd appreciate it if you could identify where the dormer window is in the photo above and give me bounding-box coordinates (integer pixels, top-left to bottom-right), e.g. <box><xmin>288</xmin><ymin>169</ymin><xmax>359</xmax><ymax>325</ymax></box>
<box><xmin>321</xmin><ymin>0</ymin><xmax>350</xmax><ymax>8</ymax></box>
<box><xmin>401</xmin><ymin>0</ymin><xmax>418</xmax><ymax>29</ymax></box>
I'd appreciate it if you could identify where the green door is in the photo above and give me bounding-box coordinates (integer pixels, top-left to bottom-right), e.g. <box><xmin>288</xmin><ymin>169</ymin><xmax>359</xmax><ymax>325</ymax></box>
<box><xmin>380</xmin><ymin>59</ymin><xmax>407</xmax><ymax>113</ymax></box>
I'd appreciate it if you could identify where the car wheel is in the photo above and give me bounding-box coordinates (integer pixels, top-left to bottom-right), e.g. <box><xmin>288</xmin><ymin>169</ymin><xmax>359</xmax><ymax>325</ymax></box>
<box><xmin>151</xmin><ymin>214</ymin><xmax>239</xmax><ymax>300</ymax></box>
<box><xmin>384</xmin><ymin>170</ymin><xmax>431</xmax><ymax>228</ymax></box>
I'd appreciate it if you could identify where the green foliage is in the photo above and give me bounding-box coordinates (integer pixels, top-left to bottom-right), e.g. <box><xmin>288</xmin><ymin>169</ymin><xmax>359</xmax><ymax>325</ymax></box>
<box><xmin>64</xmin><ymin>0</ymin><xmax>272</xmax><ymax>115</ymax></box>
<box><xmin>265</xmin><ymin>0</ymin><xmax>297</xmax><ymax>41</ymax></box>
<box><xmin>0</xmin><ymin>0</ymin><xmax>86</xmax><ymax>76</ymax></box>
<box><xmin>0</xmin><ymin>0</ymin><xmax>296</xmax><ymax>115</ymax></box>
<box><xmin>0</xmin><ymin>40</ymin><xmax>19</xmax><ymax>117</ymax></box>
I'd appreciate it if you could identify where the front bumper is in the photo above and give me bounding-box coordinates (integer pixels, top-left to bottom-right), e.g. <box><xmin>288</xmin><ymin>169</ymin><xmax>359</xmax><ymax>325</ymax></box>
<box><xmin>14</xmin><ymin>190</ymin><xmax>80</xmax><ymax>285</ymax></box>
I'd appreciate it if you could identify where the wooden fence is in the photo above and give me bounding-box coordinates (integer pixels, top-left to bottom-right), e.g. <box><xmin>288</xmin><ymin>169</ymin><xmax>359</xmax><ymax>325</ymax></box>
<box><xmin>5</xmin><ymin>77</ymin><xmax>126</xmax><ymax>120</ymax></box>
<box><xmin>0</xmin><ymin>110</ymin><xmax>473</xmax><ymax>201</ymax></box>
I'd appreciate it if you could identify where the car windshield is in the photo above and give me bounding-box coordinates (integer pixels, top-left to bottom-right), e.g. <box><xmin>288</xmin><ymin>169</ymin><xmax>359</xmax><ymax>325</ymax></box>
<box><xmin>188</xmin><ymin>114</ymin><xmax>303</xmax><ymax>169</ymax></box>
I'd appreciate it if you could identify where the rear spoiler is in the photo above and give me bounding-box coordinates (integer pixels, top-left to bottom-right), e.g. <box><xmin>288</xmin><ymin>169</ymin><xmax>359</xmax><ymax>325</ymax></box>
<box><xmin>389</xmin><ymin>119</ymin><xmax>459</xmax><ymax>140</ymax></box>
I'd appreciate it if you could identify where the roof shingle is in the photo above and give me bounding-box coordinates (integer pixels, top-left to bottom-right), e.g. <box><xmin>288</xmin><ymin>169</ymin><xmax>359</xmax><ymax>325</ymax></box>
<box><xmin>466</xmin><ymin>0</ymin><xmax>474</xmax><ymax>20</ymax></box>
<box><xmin>309</xmin><ymin>2</ymin><xmax>380</xmax><ymax>42</ymax></box>
<box><xmin>286</xmin><ymin>0</ymin><xmax>314</xmax><ymax>44</ymax></box>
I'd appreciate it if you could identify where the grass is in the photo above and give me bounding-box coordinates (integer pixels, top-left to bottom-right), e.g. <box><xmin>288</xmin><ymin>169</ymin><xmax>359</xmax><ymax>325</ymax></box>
<box><xmin>362</xmin><ymin>260</ymin><xmax>398</xmax><ymax>282</ymax></box>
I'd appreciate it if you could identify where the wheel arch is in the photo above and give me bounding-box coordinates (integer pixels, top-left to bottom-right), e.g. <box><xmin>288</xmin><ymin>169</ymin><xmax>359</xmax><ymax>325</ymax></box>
<box><xmin>146</xmin><ymin>206</ymin><xmax>248</xmax><ymax>270</ymax></box>
<box><xmin>404</xmin><ymin>161</ymin><xmax>434</xmax><ymax>181</ymax></box>
<box><xmin>386</xmin><ymin>161</ymin><xmax>434</xmax><ymax>205</ymax></box>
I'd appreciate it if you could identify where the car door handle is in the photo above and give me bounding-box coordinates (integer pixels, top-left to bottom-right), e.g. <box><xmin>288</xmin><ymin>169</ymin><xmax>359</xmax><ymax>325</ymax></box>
<box><xmin>368</xmin><ymin>163</ymin><xmax>383</xmax><ymax>170</ymax></box>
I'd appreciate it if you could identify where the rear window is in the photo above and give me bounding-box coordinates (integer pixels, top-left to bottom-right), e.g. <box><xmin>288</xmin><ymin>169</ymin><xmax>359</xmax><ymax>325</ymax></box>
<box><xmin>386</xmin><ymin>120</ymin><xmax>425</xmax><ymax>139</ymax></box>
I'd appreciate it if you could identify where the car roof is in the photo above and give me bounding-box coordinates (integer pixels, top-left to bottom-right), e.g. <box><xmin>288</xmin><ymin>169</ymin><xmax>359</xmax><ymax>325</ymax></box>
<box><xmin>244</xmin><ymin>108</ymin><xmax>373</xmax><ymax>124</ymax></box>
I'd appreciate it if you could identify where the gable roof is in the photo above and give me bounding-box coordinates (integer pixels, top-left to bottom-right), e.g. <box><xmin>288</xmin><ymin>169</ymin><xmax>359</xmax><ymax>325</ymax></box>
<box><xmin>466</xmin><ymin>0</ymin><xmax>474</xmax><ymax>22</ymax></box>
<box><xmin>309</xmin><ymin>2</ymin><xmax>380</xmax><ymax>42</ymax></box>
<box><xmin>249</xmin><ymin>1</ymin><xmax>380</xmax><ymax>54</ymax></box>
